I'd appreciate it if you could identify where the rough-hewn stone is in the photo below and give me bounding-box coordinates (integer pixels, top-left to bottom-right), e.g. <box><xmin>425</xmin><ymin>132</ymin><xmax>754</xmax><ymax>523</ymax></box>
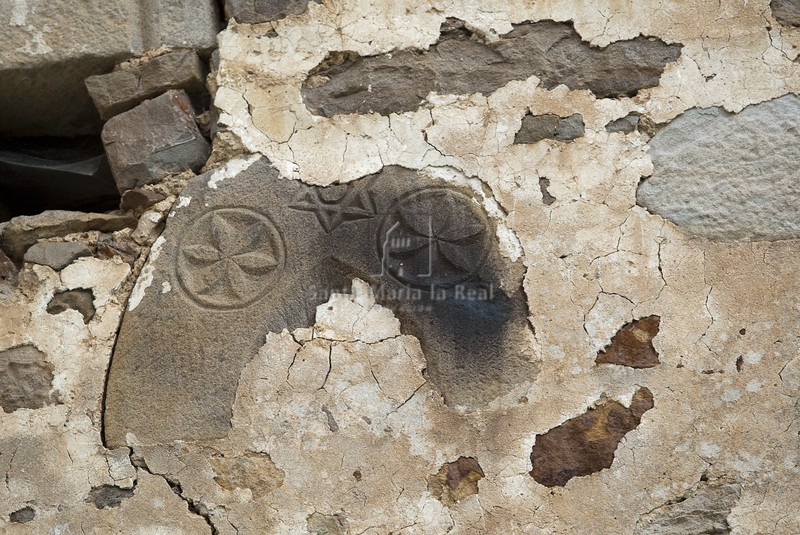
<box><xmin>302</xmin><ymin>20</ymin><xmax>681</xmax><ymax>117</ymax></box>
<box><xmin>634</xmin><ymin>481</ymin><xmax>741</xmax><ymax>534</ymax></box>
<box><xmin>104</xmin><ymin>160</ymin><xmax>533</xmax><ymax>445</ymax></box>
<box><xmin>596</xmin><ymin>315</ymin><xmax>661</xmax><ymax>368</ymax></box>
<box><xmin>0</xmin><ymin>0</ymin><xmax>221</xmax><ymax>136</ymax></box>
<box><xmin>515</xmin><ymin>113</ymin><xmax>585</xmax><ymax>144</ymax></box>
<box><xmin>637</xmin><ymin>95</ymin><xmax>800</xmax><ymax>240</ymax></box>
<box><xmin>0</xmin><ymin>210</ymin><xmax>137</xmax><ymax>260</ymax></box>
<box><xmin>225</xmin><ymin>0</ymin><xmax>322</xmax><ymax>23</ymax></box>
<box><xmin>771</xmin><ymin>0</ymin><xmax>800</xmax><ymax>26</ymax></box>
<box><xmin>0</xmin><ymin>345</ymin><xmax>56</xmax><ymax>413</ymax></box>
<box><xmin>102</xmin><ymin>90</ymin><xmax>211</xmax><ymax>193</ymax></box>
<box><xmin>86</xmin><ymin>50</ymin><xmax>208</xmax><ymax>121</ymax></box>
<box><xmin>530</xmin><ymin>387</ymin><xmax>654</xmax><ymax>487</ymax></box>
<box><xmin>23</xmin><ymin>241</ymin><xmax>91</xmax><ymax>271</ymax></box>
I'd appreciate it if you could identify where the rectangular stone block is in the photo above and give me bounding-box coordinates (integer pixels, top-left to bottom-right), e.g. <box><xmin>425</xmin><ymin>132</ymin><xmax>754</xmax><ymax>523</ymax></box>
<box><xmin>102</xmin><ymin>90</ymin><xmax>211</xmax><ymax>193</ymax></box>
<box><xmin>86</xmin><ymin>50</ymin><xmax>208</xmax><ymax>121</ymax></box>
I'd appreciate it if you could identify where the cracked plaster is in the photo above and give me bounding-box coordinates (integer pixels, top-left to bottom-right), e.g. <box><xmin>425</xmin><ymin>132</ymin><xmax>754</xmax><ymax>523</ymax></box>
<box><xmin>2</xmin><ymin>0</ymin><xmax>800</xmax><ymax>533</ymax></box>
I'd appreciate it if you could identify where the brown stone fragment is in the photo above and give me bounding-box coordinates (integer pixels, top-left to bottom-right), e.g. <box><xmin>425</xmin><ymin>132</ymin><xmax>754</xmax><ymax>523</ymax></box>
<box><xmin>120</xmin><ymin>188</ymin><xmax>167</xmax><ymax>212</ymax></box>
<box><xmin>86</xmin><ymin>50</ymin><xmax>208</xmax><ymax>120</ymax></box>
<box><xmin>210</xmin><ymin>452</ymin><xmax>285</xmax><ymax>499</ymax></box>
<box><xmin>596</xmin><ymin>315</ymin><xmax>661</xmax><ymax>368</ymax></box>
<box><xmin>102</xmin><ymin>90</ymin><xmax>211</xmax><ymax>193</ymax></box>
<box><xmin>428</xmin><ymin>456</ymin><xmax>485</xmax><ymax>505</ymax></box>
<box><xmin>529</xmin><ymin>387</ymin><xmax>654</xmax><ymax>487</ymax></box>
<box><xmin>515</xmin><ymin>113</ymin><xmax>585</xmax><ymax>144</ymax></box>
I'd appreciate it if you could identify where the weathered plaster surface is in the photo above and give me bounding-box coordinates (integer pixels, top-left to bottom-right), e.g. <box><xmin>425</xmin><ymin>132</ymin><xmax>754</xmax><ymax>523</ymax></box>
<box><xmin>2</xmin><ymin>0</ymin><xmax>800</xmax><ymax>533</ymax></box>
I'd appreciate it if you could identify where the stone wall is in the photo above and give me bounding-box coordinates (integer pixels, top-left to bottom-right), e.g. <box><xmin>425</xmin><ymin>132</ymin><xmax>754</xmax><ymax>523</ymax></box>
<box><xmin>1</xmin><ymin>0</ymin><xmax>799</xmax><ymax>534</ymax></box>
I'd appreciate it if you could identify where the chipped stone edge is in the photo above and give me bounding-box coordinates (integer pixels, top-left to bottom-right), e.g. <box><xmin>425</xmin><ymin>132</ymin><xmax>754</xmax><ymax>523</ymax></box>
<box><xmin>127</xmin><ymin>236</ymin><xmax>165</xmax><ymax>311</ymax></box>
<box><xmin>207</xmin><ymin>154</ymin><xmax>261</xmax><ymax>190</ymax></box>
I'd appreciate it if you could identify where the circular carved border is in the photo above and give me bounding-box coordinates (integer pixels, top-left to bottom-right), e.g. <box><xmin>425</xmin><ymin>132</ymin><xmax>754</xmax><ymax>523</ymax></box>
<box><xmin>176</xmin><ymin>208</ymin><xmax>285</xmax><ymax>309</ymax></box>
<box><xmin>377</xmin><ymin>188</ymin><xmax>491</xmax><ymax>290</ymax></box>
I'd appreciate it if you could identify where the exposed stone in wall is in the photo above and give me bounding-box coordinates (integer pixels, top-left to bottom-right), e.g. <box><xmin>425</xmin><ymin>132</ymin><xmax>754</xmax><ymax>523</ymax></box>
<box><xmin>86</xmin><ymin>50</ymin><xmax>208</xmax><ymax>121</ymax></box>
<box><xmin>85</xmin><ymin>484</ymin><xmax>136</xmax><ymax>509</ymax></box>
<box><xmin>225</xmin><ymin>0</ymin><xmax>322</xmax><ymax>23</ymax></box>
<box><xmin>102</xmin><ymin>90</ymin><xmax>211</xmax><ymax>193</ymax></box>
<box><xmin>637</xmin><ymin>95</ymin><xmax>800</xmax><ymax>240</ymax></box>
<box><xmin>606</xmin><ymin>113</ymin><xmax>642</xmax><ymax>134</ymax></box>
<box><xmin>596</xmin><ymin>315</ymin><xmax>661</xmax><ymax>368</ymax></box>
<box><xmin>23</xmin><ymin>241</ymin><xmax>91</xmax><ymax>271</ymax></box>
<box><xmin>515</xmin><ymin>113</ymin><xmax>585</xmax><ymax>144</ymax></box>
<box><xmin>771</xmin><ymin>0</ymin><xmax>800</xmax><ymax>26</ymax></box>
<box><xmin>634</xmin><ymin>480</ymin><xmax>741</xmax><ymax>534</ymax></box>
<box><xmin>47</xmin><ymin>288</ymin><xmax>96</xmax><ymax>324</ymax></box>
<box><xmin>302</xmin><ymin>20</ymin><xmax>682</xmax><ymax>117</ymax></box>
<box><xmin>529</xmin><ymin>387</ymin><xmax>654</xmax><ymax>487</ymax></box>
<box><xmin>0</xmin><ymin>345</ymin><xmax>56</xmax><ymax>413</ymax></box>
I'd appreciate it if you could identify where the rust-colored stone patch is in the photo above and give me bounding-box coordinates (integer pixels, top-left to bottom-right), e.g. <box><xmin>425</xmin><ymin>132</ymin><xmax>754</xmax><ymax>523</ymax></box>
<box><xmin>596</xmin><ymin>316</ymin><xmax>661</xmax><ymax>368</ymax></box>
<box><xmin>529</xmin><ymin>388</ymin><xmax>654</xmax><ymax>487</ymax></box>
<box><xmin>428</xmin><ymin>456</ymin><xmax>485</xmax><ymax>505</ymax></box>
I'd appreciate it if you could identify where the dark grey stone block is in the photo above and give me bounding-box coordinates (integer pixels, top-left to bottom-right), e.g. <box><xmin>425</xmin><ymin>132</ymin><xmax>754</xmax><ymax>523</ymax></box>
<box><xmin>102</xmin><ymin>90</ymin><xmax>211</xmax><ymax>193</ymax></box>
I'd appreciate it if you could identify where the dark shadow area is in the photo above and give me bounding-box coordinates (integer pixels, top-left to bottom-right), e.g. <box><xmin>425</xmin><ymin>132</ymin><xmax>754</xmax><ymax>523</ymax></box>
<box><xmin>0</xmin><ymin>136</ymin><xmax>120</xmax><ymax>223</ymax></box>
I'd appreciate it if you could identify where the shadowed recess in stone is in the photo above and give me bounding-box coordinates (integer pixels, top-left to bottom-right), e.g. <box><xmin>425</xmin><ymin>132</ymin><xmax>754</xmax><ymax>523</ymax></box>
<box><xmin>302</xmin><ymin>19</ymin><xmax>682</xmax><ymax>117</ymax></box>
<box><xmin>772</xmin><ymin>0</ymin><xmax>800</xmax><ymax>26</ymax></box>
<box><xmin>225</xmin><ymin>0</ymin><xmax>322</xmax><ymax>23</ymax></box>
<box><xmin>428</xmin><ymin>456</ymin><xmax>485</xmax><ymax>506</ymax></box>
<box><xmin>596</xmin><ymin>315</ymin><xmax>661</xmax><ymax>368</ymax></box>
<box><xmin>637</xmin><ymin>94</ymin><xmax>800</xmax><ymax>240</ymax></box>
<box><xmin>0</xmin><ymin>137</ymin><xmax>119</xmax><ymax>222</ymax></box>
<box><xmin>47</xmin><ymin>289</ymin><xmax>96</xmax><ymax>324</ymax></box>
<box><xmin>210</xmin><ymin>452</ymin><xmax>285</xmax><ymax>499</ymax></box>
<box><xmin>103</xmin><ymin>161</ymin><xmax>535</xmax><ymax>446</ymax></box>
<box><xmin>514</xmin><ymin>113</ymin><xmax>585</xmax><ymax>144</ymax></box>
<box><xmin>85</xmin><ymin>484</ymin><xmax>136</xmax><ymax>509</ymax></box>
<box><xmin>634</xmin><ymin>480</ymin><xmax>741</xmax><ymax>535</ymax></box>
<box><xmin>9</xmin><ymin>506</ymin><xmax>35</xmax><ymax>524</ymax></box>
<box><xmin>0</xmin><ymin>345</ymin><xmax>56</xmax><ymax>413</ymax></box>
<box><xmin>539</xmin><ymin>177</ymin><xmax>556</xmax><ymax>205</ymax></box>
<box><xmin>529</xmin><ymin>387</ymin><xmax>654</xmax><ymax>487</ymax></box>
